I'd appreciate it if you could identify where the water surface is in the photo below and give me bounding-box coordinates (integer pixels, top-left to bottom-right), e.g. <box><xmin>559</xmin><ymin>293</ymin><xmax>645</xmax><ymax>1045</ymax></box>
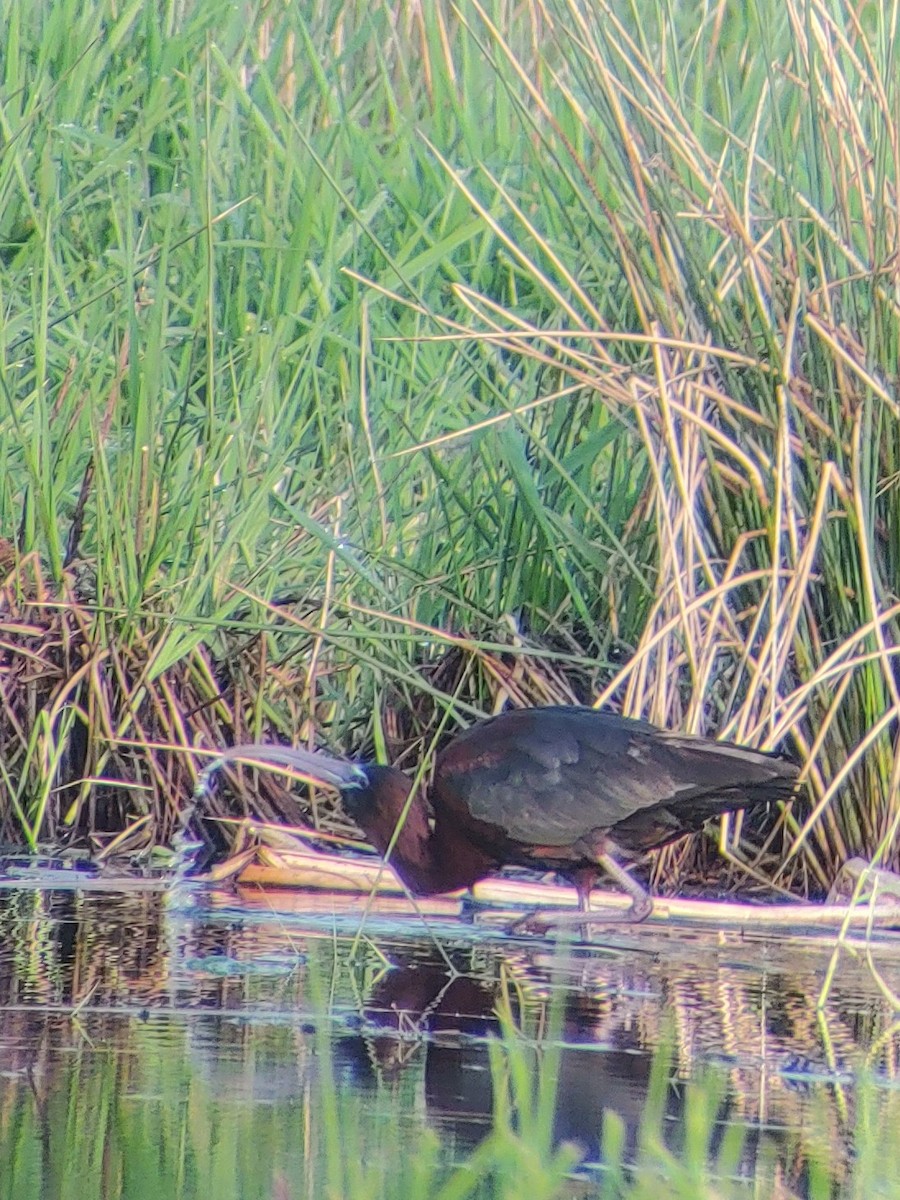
<box><xmin>1</xmin><ymin>875</ymin><xmax>898</xmax><ymax>1198</ymax></box>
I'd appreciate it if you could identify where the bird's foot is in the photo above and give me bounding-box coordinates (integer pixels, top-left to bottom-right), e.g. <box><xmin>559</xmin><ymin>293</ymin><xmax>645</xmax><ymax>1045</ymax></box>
<box><xmin>507</xmin><ymin>894</ymin><xmax>653</xmax><ymax>935</ymax></box>
<box><xmin>628</xmin><ymin>893</ymin><xmax>654</xmax><ymax>922</ymax></box>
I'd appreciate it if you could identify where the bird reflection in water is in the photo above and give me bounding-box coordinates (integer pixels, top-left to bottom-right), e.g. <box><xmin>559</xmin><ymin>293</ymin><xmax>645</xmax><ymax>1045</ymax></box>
<box><xmin>348</xmin><ymin>956</ymin><xmax>684</xmax><ymax>1162</ymax></box>
<box><xmin>345</xmin><ymin>952</ymin><xmax>818</xmax><ymax>1190</ymax></box>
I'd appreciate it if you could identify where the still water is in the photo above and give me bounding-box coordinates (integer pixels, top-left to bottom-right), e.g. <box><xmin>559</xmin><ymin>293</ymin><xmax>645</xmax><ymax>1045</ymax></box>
<box><xmin>0</xmin><ymin>875</ymin><xmax>898</xmax><ymax>1199</ymax></box>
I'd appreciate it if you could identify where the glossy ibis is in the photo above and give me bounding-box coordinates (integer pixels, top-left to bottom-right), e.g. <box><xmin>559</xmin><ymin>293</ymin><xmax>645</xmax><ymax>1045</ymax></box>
<box><xmin>200</xmin><ymin>706</ymin><xmax>799</xmax><ymax>920</ymax></box>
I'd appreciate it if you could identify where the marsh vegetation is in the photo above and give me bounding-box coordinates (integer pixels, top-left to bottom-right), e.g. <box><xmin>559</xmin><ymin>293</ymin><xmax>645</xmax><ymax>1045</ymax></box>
<box><xmin>4</xmin><ymin>0</ymin><xmax>898</xmax><ymax>900</ymax></box>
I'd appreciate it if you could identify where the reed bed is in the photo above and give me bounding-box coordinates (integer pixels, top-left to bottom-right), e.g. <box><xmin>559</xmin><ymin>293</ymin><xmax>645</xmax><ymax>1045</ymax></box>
<box><xmin>1</xmin><ymin>0</ymin><xmax>899</xmax><ymax>903</ymax></box>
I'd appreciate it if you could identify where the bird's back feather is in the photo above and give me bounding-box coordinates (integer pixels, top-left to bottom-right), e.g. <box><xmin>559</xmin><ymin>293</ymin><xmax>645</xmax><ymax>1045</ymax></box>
<box><xmin>433</xmin><ymin>706</ymin><xmax>798</xmax><ymax>853</ymax></box>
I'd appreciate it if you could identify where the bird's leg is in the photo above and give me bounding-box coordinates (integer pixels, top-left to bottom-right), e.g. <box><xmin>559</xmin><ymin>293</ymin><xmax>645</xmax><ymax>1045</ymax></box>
<box><xmin>581</xmin><ymin>835</ymin><xmax>654</xmax><ymax>921</ymax></box>
<box><xmin>510</xmin><ymin>851</ymin><xmax>653</xmax><ymax>934</ymax></box>
<box><xmin>594</xmin><ymin>852</ymin><xmax>653</xmax><ymax>922</ymax></box>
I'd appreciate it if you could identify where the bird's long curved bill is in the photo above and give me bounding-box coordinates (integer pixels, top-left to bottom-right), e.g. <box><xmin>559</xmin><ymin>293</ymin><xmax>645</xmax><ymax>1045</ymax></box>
<box><xmin>195</xmin><ymin>742</ymin><xmax>366</xmax><ymax>798</ymax></box>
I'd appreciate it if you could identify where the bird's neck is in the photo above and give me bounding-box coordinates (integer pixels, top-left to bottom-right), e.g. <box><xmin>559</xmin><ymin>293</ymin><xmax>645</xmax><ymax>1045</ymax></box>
<box><xmin>389</xmin><ymin>826</ymin><xmax>495</xmax><ymax>896</ymax></box>
<box><xmin>352</xmin><ymin>766</ymin><xmax>495</xmax><ymax>896</ymax></box>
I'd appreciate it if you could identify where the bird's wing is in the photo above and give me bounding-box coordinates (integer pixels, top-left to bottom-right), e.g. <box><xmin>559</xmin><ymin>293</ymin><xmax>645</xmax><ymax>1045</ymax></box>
<box><xmin>433</xmin><ymin>708</ymin><xmax>663</xmax><ymax>845</ymax></box>
<box><xmin>433</xmin><ymin>707</ymin><xmax>796</xmax><ymax>848</ymax></box>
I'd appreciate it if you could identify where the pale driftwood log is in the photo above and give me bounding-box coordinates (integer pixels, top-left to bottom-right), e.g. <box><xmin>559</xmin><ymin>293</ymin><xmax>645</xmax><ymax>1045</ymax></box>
<box><xmin>248</xmin><ymin>846</ymin><xmax>411</xmax><ymax>895</ymax></box>
<box><xmin>203</xmin><ymin>847</ymin><xmax>258</xmax><ymax>882</ymax></box>
<box><xmin>471</xmin><ymin>876</ymin><xmax>900</xmax><ymax>930</ymax></box>
<box><xmin>231</xmin><ymin>841</ymin><xmax>900</xmax><ymax>931</ymax></box>
<box><xmin>233</xmin><ymin>881</ymin><xmax>462</xmax><ymax>918</ymax></box>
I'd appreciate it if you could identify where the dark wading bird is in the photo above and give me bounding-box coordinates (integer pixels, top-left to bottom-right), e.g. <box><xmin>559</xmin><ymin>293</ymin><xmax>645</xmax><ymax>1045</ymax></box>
<box><xmin>199</xmin><ymin>706</ymin><xmax>799</xmax><ymax>922</ymax></box>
